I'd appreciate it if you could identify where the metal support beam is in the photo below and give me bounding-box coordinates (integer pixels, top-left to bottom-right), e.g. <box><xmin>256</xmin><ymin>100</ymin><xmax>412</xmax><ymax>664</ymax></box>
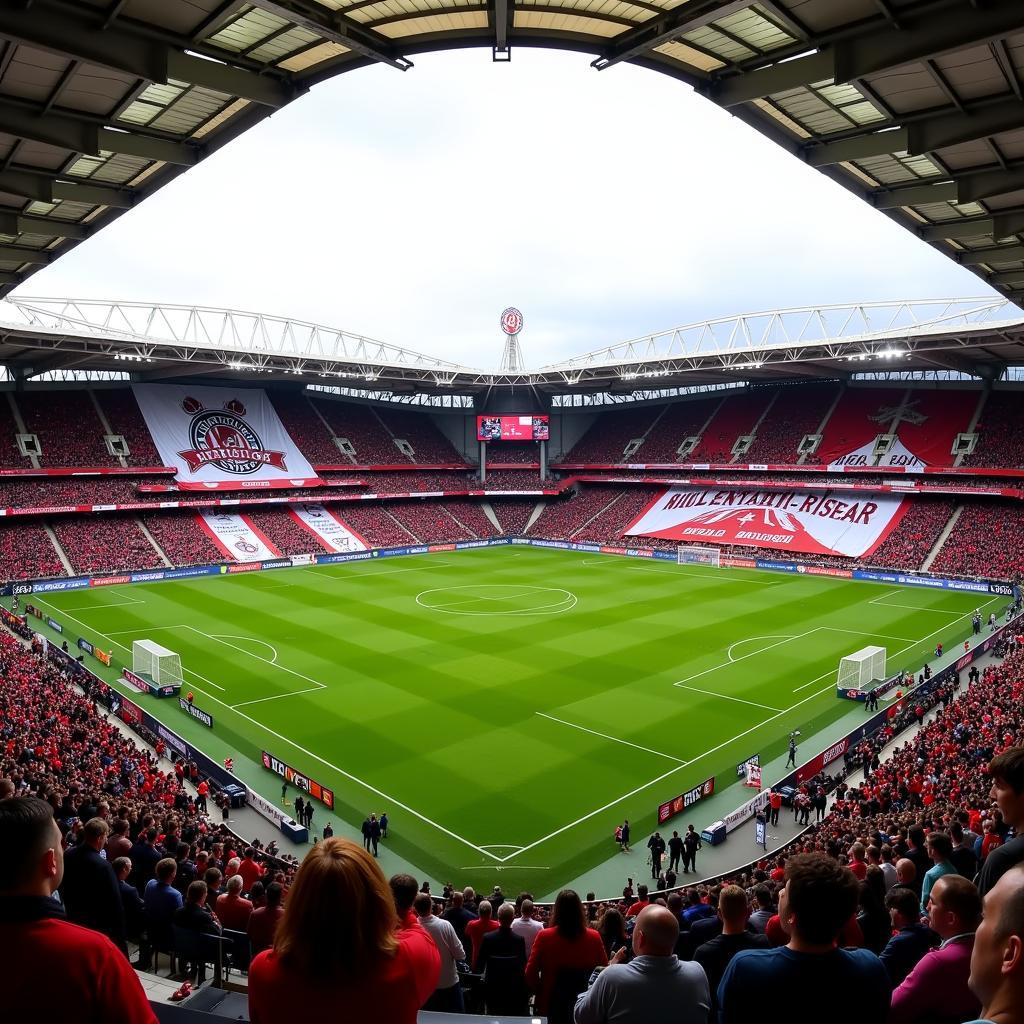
<box><xmin>0</xmin><ymin>170</ymin><xmax>54</xmax><ymax>203</ymax></box>
<box><xmin>97</xmin><ymin>127</ymin><xmax>197</xmax><ymax>166</ymax></box>
<box><xmin>712</xmin><ymin>0</ymin><xmax>1024</xmax><ymax>107</ymax></box>
<box><xmin>805</xmin><ymin>127</ymin><xmax>909</xmax><ymax>167</ymax></box>
<box><xmin>245</xmin><ymin>1</ymin><xmax>414</xmax><ymax>71</ymax></box>
<box><xmin>958</xmin><ymin>167</ymin><xmax>1024</xmax><ymax>205</ymax></box>
<box><xmin>0</xmin><ymin>245</ymin><xmax>52</xmax><ymax>265</ymax></box>
<box><xmin>918</xmin><ymin>207</ymin><xmax>1024</xmax><ymax>242</ymax></box>
<box><xmin>591</xmin><ymin>0</ymin><xmax>750</xmax><ymax>72</ymax></box>
<box><xmin>0</xmin><ymin>3</ymin><xmax>293</xmax><ymax>108</ymax></box>
<box><xmin>958</xmin><ymin>244</ymin><xmax>1024</xmax><ymax>266</ymax></box>
<box><xmin>873</xmin><ymin>180</ymin><xmax>958</xmax><ymax>209</ymax></box>
<box><xmin>0</xmin><ymin>212</ymin><xmax>87</xmax><ymax>239</ymax></box>
<box><xmin>51</xmin><ymin>180</ymin><xmax>134</xmax><ymax>208</ymax></box>
<box><xmin>989</xmin><ymin>270</ymin><xmax>1024</xmax><ymax>286</ymax></box>
<box><xmin>0</xmin><ymin>272</ymin><xmax>19</xmax><ymax>285</ymax></box>
<box><xmin>493</xmin><ymin>0</ymin><xmax>511</xmax><ymax>59</ymax></box>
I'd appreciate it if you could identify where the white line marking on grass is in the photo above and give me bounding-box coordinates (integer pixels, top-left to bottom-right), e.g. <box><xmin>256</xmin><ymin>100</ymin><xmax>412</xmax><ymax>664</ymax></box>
<box><xmin>627</xmin><ymin>564</ymin><xmax>776</xmax><ymax>584</ymax></box>
<box><xmin>727</xmin><ymin>635</ymin><xmax>793</xmax><ymax>662</ymax></box>
<box><xmin>479</xmin><ymin>844</ymin><xmax>525</xmax><ymax>852</ymax></box>
<box><xmin>675</xmin><ymin>684</ymin><xmax>782</xmax><ymax>713</ymax></box>
<box><xmin>57</xmin><ymin>592</ymin><xmax>147</xmax><ymax>611</ymax></box>
<box><xmin>303</xmin><ymin>560</ymin><xmax>455</xmax><ymax>582</ymax></box>
<box><xmin>233</xmin><ymin>685</ymin><xmax>324</xmax><ymax>708</ymax></box>
<box><xmin>211</xmin><ymin>634</ymin><xmax>279</xmax><ymax>664</ymax></box>
<box><xmin>416</xmin><ymin>585</ymin><xmax>577</xmax><ymax>617</ymax></box>
<box><xmin>675</xmin><ymin>628</ymin><xmax>819</xmax><ymax>686</ymax></box>
<box><xmin>536</xmin><ymin>712</ymin><xmax>689</xmax><ymax>763</ymax></box>
<box><xmin>868</xmin><ymin>590</ymin><xmax>965</xmax><ymax>614</ymax></box>
<box><xmin>26</xmin><ymin>597</ymin><xmax>503</xmax><ymax>864</ymax></box>
<box><xmin>498</xmin><ymin>677</ymin><xmax>841</xmax><ymax>864</ymax></box>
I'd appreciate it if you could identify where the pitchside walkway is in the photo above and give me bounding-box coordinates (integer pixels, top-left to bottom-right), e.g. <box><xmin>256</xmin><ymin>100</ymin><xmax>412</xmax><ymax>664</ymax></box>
<box><xmin>546</xmin><ymin>640</ymin><xmax>1002</xmax><ymax>902</ymax></box>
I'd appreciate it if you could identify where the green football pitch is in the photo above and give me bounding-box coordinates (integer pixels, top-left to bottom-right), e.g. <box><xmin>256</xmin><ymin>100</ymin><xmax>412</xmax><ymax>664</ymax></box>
<box><xmin>33</xmin><ymin>547</ymin><xmax>993</xmax><ymax>894</ymax></box>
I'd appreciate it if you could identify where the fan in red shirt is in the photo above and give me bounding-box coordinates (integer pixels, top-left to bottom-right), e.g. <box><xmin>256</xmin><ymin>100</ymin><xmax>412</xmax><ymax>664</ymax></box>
<box><xmin>3</xmin><ymin>797</ymin><xmax>157</xmax><ymax>1024</ymax></box>
<box><xmin>248</xmin><ymin>838</ymin><xmax>438</xmax><ymax>1024</ymax></box>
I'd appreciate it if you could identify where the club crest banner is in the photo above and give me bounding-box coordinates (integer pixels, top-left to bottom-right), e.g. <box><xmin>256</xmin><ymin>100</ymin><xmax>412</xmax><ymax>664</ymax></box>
<box><xmin>625</xmin><ymin>486</ymin><xmax>909</xmax><ymax>558</ymax></box>
<box><xmin>133</xmin><ymin>384</ymin><xmax>318</xmax><ymax>489</ymax></box>
<box><xmin>197</xmin><ymin>512</ymin><xmax>281</xmax><ymax>562</ymax></box>
<box><xmin>288</xmin><ymin>504</ymin><xmax>368</xmax><ymax>553</ymax></box>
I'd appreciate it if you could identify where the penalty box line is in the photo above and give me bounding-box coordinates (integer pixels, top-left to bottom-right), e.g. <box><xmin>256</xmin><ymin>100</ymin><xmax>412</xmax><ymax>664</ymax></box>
<box><xmin>29</xmin><ymin>597</ymin><xmax>504</xmax><ymax>865</ymax></box>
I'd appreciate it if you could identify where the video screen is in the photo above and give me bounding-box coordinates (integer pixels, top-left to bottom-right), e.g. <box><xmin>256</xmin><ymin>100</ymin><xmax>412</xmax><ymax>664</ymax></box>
<box><xmin>477</xmin><ymin>415</ymin><xmax>549</xmax><ymax>441</ymax></box>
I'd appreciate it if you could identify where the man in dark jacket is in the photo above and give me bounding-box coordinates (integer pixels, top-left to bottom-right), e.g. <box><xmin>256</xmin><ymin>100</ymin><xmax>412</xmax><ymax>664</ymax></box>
<box><xmin>173</xmin><ymin>880</ymin><xmax>222</xmax><ymax>982</ymax></box>
<box><xmin>128</xmin><ymin>827</ymin><xmax>162</xmax><ymax>895</ymax></box>
<box><xmin>59</xmin><ymin>817</ymin><xmax>127</xmax><ymax>955</ymax></box>
<box><xmin>695</xmin><ymin>885</ymin><xmax>770</xmax><ymax>1013</ymax></box>
<box><xmin>477</xmin><ymin>903</ymin><xmax>528</xmax><ymax>1015</ymax></box>
<box><xmin>879</xmin><ymin>886</ymin><xmax>937</xmax><ymax>986</ymax></box>
<box><xmin>112</xmin><ymin>856</ymin><xmax>146</xmax><ymax>940</ymax></box>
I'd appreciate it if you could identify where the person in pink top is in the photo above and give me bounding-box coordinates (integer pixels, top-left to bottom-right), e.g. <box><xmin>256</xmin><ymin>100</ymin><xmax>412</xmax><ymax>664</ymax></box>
<box><xmin>889</xmin><ymin>874</ymin><xmax>981</xmax><ymax>1024</ymax></box>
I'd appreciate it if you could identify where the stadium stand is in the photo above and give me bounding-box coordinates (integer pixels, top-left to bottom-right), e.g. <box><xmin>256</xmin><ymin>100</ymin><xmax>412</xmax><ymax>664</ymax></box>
<box><xmin>572</xmin><ymin>488</ymin><xmax>655</xmax><ymax>543</ymax></box>
<box><xmin>270</xmin><ymin>393</ymin><xmax>345</xmax><ymax>465</ymax></box>
<box><xmin>310</xmin><ymin>399</ymin><xmax>406</xmax><ymax>464</ymax></box>
<box><xmin>743</xmin><ymin>384</ymin><xmax>840</xmax><ymax>464</ymax></box>
<box><xmin>386</xmin><ymin>501</ymin><xmax>474</xmax><ymax>543</ymax></box>
<box><xmin>931</xmin><ymin>501</ymin><xmax>1024</xmax><ymax>583</ymax></box>
<box><xmin>629</xmin><ymin>397</ymin><xmax>721</xmax><ymax>463</ymax></box>
<box><xmin>0</xmin><ymin>396</ymin><xmax>33</xmax><ymax>467</ymax></box>
<box><xmin>687</xmin><ymin>390</ymin><xmax>776</xmax><ymax>463</ymax></box>
<box><xmin>245</xmin><ymin>508</ymin><xmax>327</xmax><ymax>555</ymax></box>
<box><xmin>16</xmin><ymin>391</ymin><xmax>119</xmax><ymax>468</ymax></box>
<box><xmin>815</xmin><ymin>388</ymin><xmax>902</xmax><ymax>467</ymax></box>
<box><xmin>376</xmin><ymin>408</ymin><xmax>465</xmax><ymax>463</ymax></box>
<box><xmin>0</xmin><ymin>520</ymin><xmax>65</xmax><ymax>580</ymax></box>
<box><xmin>867</xmin><ymin>498</ymin><xmax>957</xmax><ymax>571</ymax></box>
<box><xmin>561</xmin><ymin>406</ymin><xmax>662</xmax><ymax>463</ymax></box>
<box><xmin>94</xmin><ymin>390</ymin><xmax>165</xmax><ymax>466</ymax></box>
<box><xmin>52</xmin><ymin>516</ymin><xmax>164</xmax><ymax>574</ymax></box>
<box><xmin>141</xmin><ymin>512</ymin><xmax>224</xmax><ymax>567</ymax></box>
<box><xmin>334</xmin><ymin>503</ymin><xmax>419</xmax><ymax>548</ymax></box>
<box><xmin>365</xmin><ymin>471</ymin><xmax>472</xmax><ymax>494</ymax></box>
<box><xmin>963</xmin><ymin>391</ymin><xmax>1024</xmax><ymax>470</ymax></box>
<box><xmin>486</xmin><ymin>442</ymin><xmax>540</xmax><ymax>464</ymax></box>
<box><xmin>439</xmin><ymin>501</ymin><xmax>498</xmax><ymax>539</ymax></box>
<box><xmin>527</xmin><ymin>487</ymin><xmax>624</xmax><ymax>539</ymax></box>
<box><xmin>492</xmin><ymin>500</ymin><xmax>536</xmax><ymax>535</ymax></box>
<box><xmin>481</xmin><ymin>470</ymin><xmax>550</xmax><ymax>490</ymax></box>
<box><xmin>888</xmin><ymin>388</ymin><xmax>979</xmax><ymax>468</ymax></box>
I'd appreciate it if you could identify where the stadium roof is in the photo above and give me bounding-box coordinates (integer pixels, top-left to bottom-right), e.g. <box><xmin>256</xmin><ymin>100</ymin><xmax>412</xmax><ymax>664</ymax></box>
<box><xmin>2</xmin><ymin>295</ymin><xmax>1023</xmax><ymax>397</ymax></box>
<box><xmin>3</xmin><ymin>3</ymin><xmax>1024</xmax><ymax>307</ymax></box>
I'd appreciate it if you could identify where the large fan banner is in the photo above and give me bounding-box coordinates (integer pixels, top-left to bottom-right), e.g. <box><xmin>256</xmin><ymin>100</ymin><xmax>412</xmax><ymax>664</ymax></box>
<box><xmin>196</xmin><ymin>512</ymin><xmax>281</xmax><ymax>562</ymax></box>
<box><xmin>288</xmin><ymin>504</ymin><xmax>368</xmax><ymax>553</ymax></box>
<box><xmin>625</xmin><ymin>486</ymin><xmax>909</xmax><ymax>558</ymax></box>
<box><xmin>133</xmin><ymin>384</ymin><xmax>319</xmax><ymax>489</ymax></box>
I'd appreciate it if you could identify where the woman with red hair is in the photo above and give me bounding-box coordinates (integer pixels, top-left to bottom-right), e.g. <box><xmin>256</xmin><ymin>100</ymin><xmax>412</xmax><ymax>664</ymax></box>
<box><xmin>248</xmin><ymin>838</ymin><xmax>439</xmax><ymax>1024</ymax></box>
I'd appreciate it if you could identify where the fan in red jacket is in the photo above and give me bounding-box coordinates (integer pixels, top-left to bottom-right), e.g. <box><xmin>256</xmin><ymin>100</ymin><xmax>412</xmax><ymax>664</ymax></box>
<box><xmin>3</xmin><ymin>796</ymin><xmax>157</xmax><ymax>1024</ymax></box>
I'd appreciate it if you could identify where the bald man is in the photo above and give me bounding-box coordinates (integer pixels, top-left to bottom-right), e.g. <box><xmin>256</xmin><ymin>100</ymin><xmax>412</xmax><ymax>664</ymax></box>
<box><xmin>573</xmin><ymin>904</ymin><xmax>710</xmax><ymax>1023</ymax></box>
<box><xmin>896</xmin><ymin>858</ymin><xmax>917</xmax><ymax>890</ymax></box>
<box><xmin>969</xmin><ymin>863</ymin><xmax>1024</xmax><ymax>1023</ymax></box>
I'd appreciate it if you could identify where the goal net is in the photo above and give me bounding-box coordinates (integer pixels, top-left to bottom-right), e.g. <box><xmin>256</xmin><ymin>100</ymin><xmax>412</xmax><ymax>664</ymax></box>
<box><xmin>677</xmin><ymin>544</ymin><xmax>721</xmax><ymax>567</ymax></box>
<box><xmin>836</xmin><ymin>646</ymin><xmax>886</xmax><ymax>692</ymax></box>
<box><xmin>132</xmin><ymin>640</ymin><xmax>183</xmax><ymax>688</ymax></box>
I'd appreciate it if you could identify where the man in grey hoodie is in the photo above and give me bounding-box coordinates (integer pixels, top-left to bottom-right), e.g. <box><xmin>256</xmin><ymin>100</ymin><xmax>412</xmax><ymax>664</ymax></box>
<box><xmin>573</xmin><ymin>905</ymin><xmax>710</xmax><ymax>1023</ymax></box>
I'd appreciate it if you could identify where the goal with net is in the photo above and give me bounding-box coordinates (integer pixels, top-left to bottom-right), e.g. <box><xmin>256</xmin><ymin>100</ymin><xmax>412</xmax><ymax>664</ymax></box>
<box><xmin>677</xmin><ymin>544</ymin><xmax>721</xmax><ymax>567</ymax></box>
<box><xmin>836</xmin><ymin>645</ymin><xmax>887</xmax><ymax>699</ymax></box>
<box><xmin>132</xmin><ymin>639</ymin><xmax>184</xmax><ymax>689</ymax></box>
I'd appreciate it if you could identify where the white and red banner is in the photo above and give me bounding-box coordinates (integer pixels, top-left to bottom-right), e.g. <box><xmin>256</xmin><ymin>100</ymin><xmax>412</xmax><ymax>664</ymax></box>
<box><xmin>624</xmin><ymin>486</ymin><xmax>909</xmax><ymax>558</ymax></box>
<box><xmin>196</xmin><ymin>511</ymin><xmax>282</xmax><ymax>562</ymax></box>
<box><xmin>133</xmin><ymin>384</ymin><xmax>318</xmax><ymax>490</ymax></box>
<box><xmin>288</xmin><ymin>504</ymin><xmax>368</xmax><ymax>553</ymax></box>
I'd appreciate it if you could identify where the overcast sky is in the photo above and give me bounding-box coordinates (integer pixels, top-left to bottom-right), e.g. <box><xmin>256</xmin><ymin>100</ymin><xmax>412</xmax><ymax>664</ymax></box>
<box><xmin>23</xmin><ymin>47</ymin><xmax>993</xmax><ymax>369</ymax></box>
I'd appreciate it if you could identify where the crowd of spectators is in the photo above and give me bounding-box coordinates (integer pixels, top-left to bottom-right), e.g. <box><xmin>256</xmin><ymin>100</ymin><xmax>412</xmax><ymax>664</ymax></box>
<box><xmin>377</xmin><ymin>408</ymin><xmax>465</xmax><ymax>464</ymax></box>
<box><xmin>563</xmin><ymin>406</ymin><xmax>663</xmax><ymax>463</ymax></box>
<box><xmin>481</xmin><ymin>470</ymin><xmax>551</xmax><ymax>491</ymax></box>
<box><xmin>386</xmin><ymin>501</ymin><xmax>475</xmax><ymax>544</ymax></box>
<box><xmin>627</xmin><ymin>399</ymin><xmax>719</xmax><ymax>464</ymax></box>
<box><xmin>527</xmin><ymin>487</ymin><xmax>625</xmax><ymax>540</ymax></box>
<box><xmin>867</xmin><ymin>498</ymin><xmax>957</xmax><ymax>571</ymax></box>
<box><xmin>964</xmin><ymin>391</ymin><xmax>1024</xmax><ymax>470</ymax></box>
<box><xmin>52</xmin><ymin>516</ymin><xmax>164</xmax><ymax>575</ymax></box>
<box><xmin>743</xmin><ymin>384</ymin><xmax>840</xmax><ymax>464</ymax></box>
<box><xmin>0</xmin><ymin>395</ymin><xmax>33</xmax><ymax>467</ymax></box>
<box><xmin>18</xmin><ymin>391</ymin><xmax>121</xmax><ymax>468</ymax></box>
<box><xmin>95</xmin><ymin>390</ymin><xmax>164</xmax><ymax>466</ymax></box>
<box><xmin>365</xmin><ymin>471</ymin><xmax>472</xmax><ymax>494</ymax></box>
<box><xmin>245</xmin><ymin>509</ymin><xmax>328</xmax><ymax>555</ymax></box>
<box><xmin>338</xmin><ymin>504</ymin><xmax>420</xmax><ymax>548</ymax></box>
<box><xmin>485</xmin><ymin>443</ymin><xmax>541</xmax><ymax>465</ymax></box>
<box><xmin>0</xmin><ymin>520</ymin><xmax>66</xmax><ymax>580</ymax></box>
<box><xmin>439</xmin><ymin>502</ymin><xmax>498</xmax><ymax>539</ymax></box>
<box><xmin>492</xmin><ymin>500</ymin><xmax>536</xmax><ymax>535</ymax></box>
<box><xmin>687</xmin><ymin>392</ymin><xmax>775</xmax><ymax>464</ymax></box>
<box><xmin>572</xmin><ymin>489</ymin><xmax>654</xmax><ymax>544</ymax></box>
<box><xmin>931</xmin><ymin>501</ymin><xmax>1024</xmax><ymax>583</ymax></box>
<box><xmin>270</xmin><ymin>393</ymin><xmax>346</xmax><ymax>465</ymax></box>
<box><xmin>140</xmin><ymin>513</ymin><xmax>224</xmax><ymax>567</ymax></box>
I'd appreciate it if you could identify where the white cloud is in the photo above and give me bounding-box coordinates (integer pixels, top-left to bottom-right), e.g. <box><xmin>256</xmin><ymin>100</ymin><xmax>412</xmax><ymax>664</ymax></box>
<box><xmin>24</xmin><ymin>47</ymin><xmax>990</xmax><ymax>368</ymax></box>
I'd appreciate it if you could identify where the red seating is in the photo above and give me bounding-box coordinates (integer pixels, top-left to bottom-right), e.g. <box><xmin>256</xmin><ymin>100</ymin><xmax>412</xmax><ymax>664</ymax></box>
<box><xmin>527</xmin><ymin>487</ymin><xmax>623</xmax><ymax>539</ymax></box>
<box><xmin>311</xmin><ymin>399</ymin><xmax>408</xmax><ymax>464</ymax></box>
<box><xmin>439</xmin><ymin>501</ymin><xmax>497</xmax><ymax>538</ymax></box>
<box><xmin>868</xmin><ymin>499</ymin><xmax>956</xmax><ymax>571</ymax></box>
<box><xmin>744</xmin><ymin>384</ymin><xmax>840</xmax><ymax>464</ymax></box>
<box><xmin>0</xmin><ymin>521</ymin><xmax>65</xmax><ymax>580</ymax></box>
<box><xmin>632</xmin><ymin>398</ymin><xmax>721</xmax><ymax>463</ymax></box>
<box><xmin>94</xmin><ymin>390</ymin><xmax>163</xmax><ymax>465</ymax></box>
<box><xmin>687</xmin><ymin>391</ymin><xmax>775</xmax><ymax>463</ymax></box>
<box><xmin>271</xmin><ymin>393</ymin><xmax>343</xmax><ymax>465</ymax></box>
<box><xmin>386</xmin><ymin>501</ymin><xmax>473</xmax><ymax>543</ymax></box>
<box><xmin>482</xmin><ymin>470</ymin><xmax>549</xmax><ymax>490</ymax></box>
<box><xmin>376</xmin><ymin>408</ymin><xmax>465</xmax><ymax>464</ymax></box>
<box><xmin>491</xmin><ymin>500</ymin><xmax>536</xmax><ymax>535</ymax></box>
<box><xmin>52</xmin><ymin>516</ymin><xmax>163</xmax><ymax>574</ymax></box>
<box><xmin>572</xmin><ymin>488</ymin><xmax>655</xmax><ymax>542</ymax></box>
<box><xmin>562</xmin><ymin>406</ymin><xmax>662</xmax><ymax>463</ymax></box>
<box><xmin>364</xmin><ymin>471</ymin><xmax>472</xmax><ymax>494</ymax></box>
<box><xmin>141</xmin><ymin>512</ymin><xmax>223</xmax><ymax>566</ymax></box>
<box><xmin>17</xmin><ymin>392</ymin><xmax>118</xmax><ymax>468</ymax></box>
<box><xmin>0</xmin><ymin>396</ymin><xmax>34</xmax><ymax>468</ymax></box>
<box><xmin>246</xmin><ymin>509</ymin><xmax>329</xmax><ymax>555</ymax></box>
<box><xmin>334</xmin><ymin>504</ymin><xmax>419</xmax><ymax>548</ymax></box>
<box><xmin>963</xmin><ymin>392</ymin><xmax>1024</xmax><ymax>470</ymax></box>
<box><xmin>930</xmin><ymin>501</ymin><xmax>1024</xmax><ymax>582</ymax></box>
<box><xmin>485</xmin><ymin>442</ymin><xmax>540</xmax><ymax>465</ymax></box>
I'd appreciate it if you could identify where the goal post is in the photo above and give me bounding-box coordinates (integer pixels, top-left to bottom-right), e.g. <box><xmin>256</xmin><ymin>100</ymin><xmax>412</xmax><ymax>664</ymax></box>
<box><xmin>836</xmin><ymin>645</ymin><xmax>887</xmax><ymax>698</ymax></box>
<box><xmin>132</xmin><ymin>640</ymin><xmax>183</xmax><ymax>689</ymax></box>
<box><xmin>677</xmin><ymin>544</ymin><xmax>721</xmax><ymax>568</ymax></box>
